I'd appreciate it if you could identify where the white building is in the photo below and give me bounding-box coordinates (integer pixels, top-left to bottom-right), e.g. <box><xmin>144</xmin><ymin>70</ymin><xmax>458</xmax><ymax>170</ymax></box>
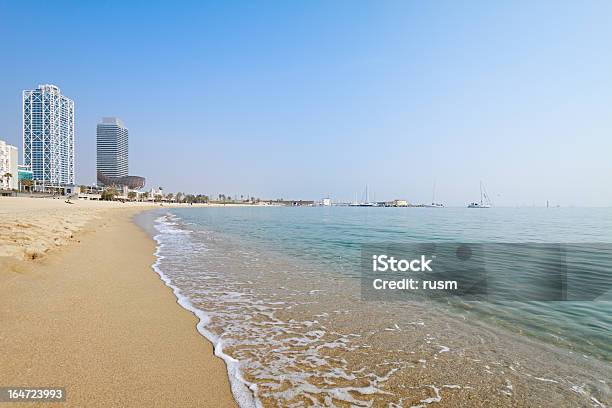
<box><xmin>149</xmin><ymin>187</ymin><xmax>163</xmax><ymax>200</ymax></box>
<box><xmin>322</xmin><ymin>197</ymin><xmax>332</xmax><ymax>206</ymax></box>
<box><xmin>0</xmin><ymin>140</ymin><xmax>18</xmax><ymax>190</ymax></box>
<box><xmin>23</xmin><ymin>84</ymin><xmax>75</xmax><ymax>189</ymax></box>
<box><xmin>96</xmin><ymin>117</ymin><xmax>128</xmax><ymax>183</ymax></box>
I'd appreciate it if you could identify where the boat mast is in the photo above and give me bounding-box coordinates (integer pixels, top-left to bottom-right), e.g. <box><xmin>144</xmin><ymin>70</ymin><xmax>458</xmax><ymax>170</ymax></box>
<box><xmin>432</xmin><ymin>180</ymin><xmax>437</xmax><ymax>204</ymax></box>
<box><xmin>483</xmin><ymin>184</ymin><xmax>491</xmax><ymax>206</ymax></box>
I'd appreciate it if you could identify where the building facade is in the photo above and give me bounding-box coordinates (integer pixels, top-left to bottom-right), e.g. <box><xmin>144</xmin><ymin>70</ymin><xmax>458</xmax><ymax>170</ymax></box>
<box><xmin>17</xmin><ymin>164</ymin><xmax>33</xmax><ymax>190</ymax></box>
<box><xmin>0</xmin><ymin>140</ymin><xmax>18</xmax><ymax>190</ymax></box>
<box><xmin>22</xmin><ymin>84</ymin><xmax>75</xmax><ymax>188</ymax></box>
<box><xmin>96</xmin><ymin>117</ymin><xmax>128</xmax><ymax>183</ymax></box>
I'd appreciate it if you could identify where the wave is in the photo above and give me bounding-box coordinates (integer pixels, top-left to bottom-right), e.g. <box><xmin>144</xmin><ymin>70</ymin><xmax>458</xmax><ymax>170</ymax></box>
<box><xmin>143</xmin><ymin>209</ymin><xmax>611</xmax><ymax>407</ymax></box>
<box><xmin>152</xmin><ymin>214</ymin><xmax>260</xmax><ymax>408</ymax></box>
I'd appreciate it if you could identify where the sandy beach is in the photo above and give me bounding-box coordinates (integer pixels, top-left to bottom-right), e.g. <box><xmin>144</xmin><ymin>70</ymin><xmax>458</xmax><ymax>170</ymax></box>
<box><xmin>0</xmin><ymin>197</ymin><xmax>238</xmax><ymax>407</ymax></box>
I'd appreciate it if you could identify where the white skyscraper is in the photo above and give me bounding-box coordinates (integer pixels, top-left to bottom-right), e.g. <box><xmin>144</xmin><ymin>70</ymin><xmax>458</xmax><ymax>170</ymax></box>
<box><xmin>0</xmin><ymin>139</ymin><xmax>18</xmax><ymax>190</ymax></box>
<box><xmin>22</xmin><ymin>84</ymin><xmax>75</xmax><ymax>189</ymax></box>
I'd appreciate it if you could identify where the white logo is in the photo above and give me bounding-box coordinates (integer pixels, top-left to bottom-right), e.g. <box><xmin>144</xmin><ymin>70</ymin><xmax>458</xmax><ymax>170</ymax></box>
<box><xmin>372</xmin><ymin>255</ymin><xmax>433</xmax><ymax>272</ymax></box>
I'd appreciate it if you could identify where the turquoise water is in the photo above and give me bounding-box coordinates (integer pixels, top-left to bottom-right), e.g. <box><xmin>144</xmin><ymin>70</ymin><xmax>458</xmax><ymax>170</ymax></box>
<box><xmin>169</xmin><ymin>206</ymin><xmax>612</xmax><ymax>361</ymax></box>
<box><xmin>144</xmin><ymin>206</ymin><xmax>612</xmax><ymax>406</ymax></box>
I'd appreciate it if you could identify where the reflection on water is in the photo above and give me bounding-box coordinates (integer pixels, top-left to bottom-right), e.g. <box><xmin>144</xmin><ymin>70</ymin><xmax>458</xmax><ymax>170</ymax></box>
<box><xmin>150</xmin><ymin>207</ymin><xmax>611</xmax><ymax>407</ymax></box>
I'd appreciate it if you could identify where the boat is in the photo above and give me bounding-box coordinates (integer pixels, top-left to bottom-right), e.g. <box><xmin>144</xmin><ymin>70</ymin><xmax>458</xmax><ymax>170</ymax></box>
<box><xmin>424</xmin><ymin>181</ymin><xmax>444</xmax><ymax>208</ymax></box>
<box><xmin>350</xmin><ymin>185</ymin><xmax>379</xmax><ymax>207</ymax></box>
<box><xmin>468</xmin><ymin>181</ymin><xmax>492</xmax><ymax>208</ymax></box>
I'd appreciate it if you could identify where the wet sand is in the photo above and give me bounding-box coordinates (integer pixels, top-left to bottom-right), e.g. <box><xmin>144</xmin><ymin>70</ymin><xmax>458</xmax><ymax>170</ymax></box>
<box><xmin>150</xmin><ymin>211</ymin><xmax>611</xmax><ymax>407</ymax></box>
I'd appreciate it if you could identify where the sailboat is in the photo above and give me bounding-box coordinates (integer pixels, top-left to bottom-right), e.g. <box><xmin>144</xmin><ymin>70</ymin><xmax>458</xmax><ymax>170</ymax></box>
<box><xmin>468</xmin><ymin>181</ymin><xmax>492</xmax><ymax>208</ymax></box>
<box><xmin>349</xmin><ymin>185</ymin><xmax>378</xmax><ymax>207</ymax></box>
<box><xmin>424</xmin><ymin>181</ymin><xmax>444</xmax><ymax>208</ymax></box>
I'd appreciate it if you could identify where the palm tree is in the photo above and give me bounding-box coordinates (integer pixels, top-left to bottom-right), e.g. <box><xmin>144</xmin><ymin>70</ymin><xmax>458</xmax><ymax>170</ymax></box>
<box><xmin>142</xmin><ymin>191</ymin><xmax>150</xmax><ymax>200</ymax></box>
<box><xmin>3</xmin><ymin>172</ymin><xmax>12</xmax><ymax>189</ymax></box>
<box><xmin>128</xmin><ymin>191</ymin><xmax>137</xmax><ymax>201</ymax></box>
<box><xmin>101</xmin><ymin>187</ymin><xmax>118</xmax><ymax>201</ymax></box>
<box><xmin>166</xmin><ymin>193</ymin><xmax>174</xmax><ymax>201</ymax></box>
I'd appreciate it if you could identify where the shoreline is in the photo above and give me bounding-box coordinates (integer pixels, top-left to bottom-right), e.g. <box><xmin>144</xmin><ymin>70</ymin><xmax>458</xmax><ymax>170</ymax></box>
<box><xmin>136</xmin><ymin>209</ymin><xmax>258</xmax><ymax>408</ymax></box>
<box><xmin>2</xmin><ymin>198</ymin><xmax>610</xmax><ymax>406</ymax></box>
<box><xmin>0</xmin><ymin>198</ymin><xmax>238</xmax><ymax>407</ymax></box>
<box><xmin>149</xmin><ymin>206</ymin><xmax>611</xmax><ymax>407</ymax></box>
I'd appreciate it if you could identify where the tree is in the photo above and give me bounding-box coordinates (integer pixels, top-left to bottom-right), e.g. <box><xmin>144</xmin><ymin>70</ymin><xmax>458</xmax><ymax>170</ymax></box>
<box><xmin>154</xmin><ymin>194</ymin><xmax>163</xmax><ymax>202</ymax></box>
<box><xmin>166</xmin><ymin>193</ymin><xmax>174</xmax><ymax>202</ymax></box>
<box><xmin>199</xmin><ymin>195</ymin><xmax>209</xmax><ymax>203</ymax></box>
<box><xmin>142</xmin><ymin>191</ymin><xmax>150</xmax><ymax>200</ymax></box>
<box><xmin>3</xmin><ymin>172</ymin><xmax>12</xmax><ymax>189</ymax></box>
<box><xmin>128</xmin><ymin>191</ymin><xmax>137</xmax><ymax>201</ymax></box>
<box><xmin>175</xmin><ymin>192</ymin><xmax>184</xmax><ymax>203</ymax></box>
<box><xmin>101</xmin><ymin>187</ymin><xmax>118</xmax><ymax>201</ymax></box>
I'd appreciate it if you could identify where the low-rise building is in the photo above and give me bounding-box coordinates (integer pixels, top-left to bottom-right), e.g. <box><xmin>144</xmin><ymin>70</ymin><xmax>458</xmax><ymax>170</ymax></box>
<box><xmin>78</xmin><ymin>185</ymin><xmax>103</xmax><ymax>200</ymax></box>
<box><xmin>0</xmin><ymin>140</ymin><xmax>18</xmax><ymax>190</ymax></box>
<box><xmin>18</xmin><ymin>165</ymin><xmax>33</xmax><ymax>183</ymax></box>
<box><xmin>267</xmin><ymin>200</ymin><xmax>315</xmax><ymax>206</ymax></box>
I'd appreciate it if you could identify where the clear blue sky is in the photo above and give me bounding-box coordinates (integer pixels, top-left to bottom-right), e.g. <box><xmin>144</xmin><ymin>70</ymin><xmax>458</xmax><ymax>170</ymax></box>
<box><xmin>1</xmin><ymin>0</ymin><xmax>611</xmax><ymax>206</ymax></box>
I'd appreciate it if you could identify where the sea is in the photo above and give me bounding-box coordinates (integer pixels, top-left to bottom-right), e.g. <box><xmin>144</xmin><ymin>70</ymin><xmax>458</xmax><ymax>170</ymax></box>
<box><xmin>136</xmin><ymin>207</ymin><xmax>611</xmax><ymax>407</ymax></box>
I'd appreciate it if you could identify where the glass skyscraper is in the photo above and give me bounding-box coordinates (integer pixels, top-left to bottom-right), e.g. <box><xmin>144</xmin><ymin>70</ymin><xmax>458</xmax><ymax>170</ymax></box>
<box><xmin>96</xmin><ymin>117</ymin><xmax>128</xmax><ymax>184</ymax></box>
<box><xmin>22</xmin><ymin>84</ymin><xmax>75</xmax><ymax>188</ymax></box>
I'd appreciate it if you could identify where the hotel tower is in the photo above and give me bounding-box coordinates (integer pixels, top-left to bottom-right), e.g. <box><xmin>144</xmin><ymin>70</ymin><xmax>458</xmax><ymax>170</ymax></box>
<box><xmin>22</xmin><ymin>84</ymin><xmax>75</xmax><ymax>188</ymax></box>
<box><xmin>96</xmin><ymin>117</ymin><xmax>128</xmax><ymax>185</ymax></box>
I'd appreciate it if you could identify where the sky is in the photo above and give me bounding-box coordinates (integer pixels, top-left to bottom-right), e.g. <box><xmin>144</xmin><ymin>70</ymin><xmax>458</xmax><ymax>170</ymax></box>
<box><xmin>0</xmin><ymin>0</ymin><xmax>611</xmax><ymax>206</ymax></box>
